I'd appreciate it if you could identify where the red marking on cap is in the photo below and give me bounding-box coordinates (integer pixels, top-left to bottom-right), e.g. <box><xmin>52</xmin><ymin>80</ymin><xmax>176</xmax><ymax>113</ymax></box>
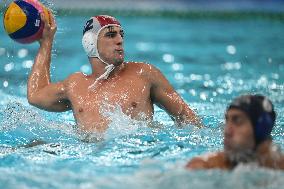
<box><xmin>95</xmin><ymin>16</ymin><xmax>121</xmax><ymax>27</ymax></box>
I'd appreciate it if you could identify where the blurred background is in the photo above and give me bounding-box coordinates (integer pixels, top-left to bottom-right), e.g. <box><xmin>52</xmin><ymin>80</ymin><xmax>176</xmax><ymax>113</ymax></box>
<box><xmin>52</xmin><ymin>0</ymin><xmax>284</xmax><ymax>12</ymax></box>
<box><xmin>1</xmin><ymin>0</ymin><xmax>284</xmax><ymax>13</ymax></box>
<box><xmin>0</xmin><ymin>1</ymin><xmax>284</xmax><ymax>189</ymax></box>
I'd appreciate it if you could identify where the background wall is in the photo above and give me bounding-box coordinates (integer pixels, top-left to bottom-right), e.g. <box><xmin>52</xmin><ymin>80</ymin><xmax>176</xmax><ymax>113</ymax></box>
<box><xmin>1</xmin><ymin>0</ymin><xmax>284</xmax><ymax>12</ymax></box>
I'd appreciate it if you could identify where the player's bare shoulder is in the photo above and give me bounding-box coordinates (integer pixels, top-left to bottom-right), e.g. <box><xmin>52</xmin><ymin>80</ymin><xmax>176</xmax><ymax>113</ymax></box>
<box><xmin>64</xmin><ymin>72</ymin><xmax>87</xmax><ymax>89</ymax></box>
<box><xmin>125</xmin><ymin>61</ymin><xmax>158</xmax><ymax>78</ymax></box>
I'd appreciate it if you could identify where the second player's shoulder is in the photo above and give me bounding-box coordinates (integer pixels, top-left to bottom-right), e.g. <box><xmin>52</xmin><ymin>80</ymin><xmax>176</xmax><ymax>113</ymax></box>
<box><xmin>186</xmin><ymin>152</ymin><xmax>226</xmax><ymax>169</ymax></box>
<box><xmin>186</xmin><ymin>156</ymin><xmax>208</xmax><ymax>169</ymax></box>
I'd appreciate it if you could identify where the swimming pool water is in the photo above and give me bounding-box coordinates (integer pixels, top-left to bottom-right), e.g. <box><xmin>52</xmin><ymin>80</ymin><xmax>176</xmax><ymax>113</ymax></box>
<box><xmin>0</xmin><ymin>13</ymin><xmax>284</xmax><ymax>189</ymax></box>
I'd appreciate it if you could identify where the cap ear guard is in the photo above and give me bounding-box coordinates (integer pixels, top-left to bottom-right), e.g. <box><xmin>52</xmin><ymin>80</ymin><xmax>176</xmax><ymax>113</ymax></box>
<box><xmin>254</xmin><ymin>112</ymin><xmax>274</xmax><ymax>143</ymax></box>
<box><xmin>82</xmin><ymin>31</ymin><xmax>96</xmax><ymax>57</ymax></box>
<box><xmin>82</xmin><ymin>17</ymin><xmax>99</xmax><ymax>58</ymax></box>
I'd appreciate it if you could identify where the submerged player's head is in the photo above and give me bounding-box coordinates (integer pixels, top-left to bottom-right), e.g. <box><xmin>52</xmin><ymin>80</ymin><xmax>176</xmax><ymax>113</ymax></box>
<box><xmin>82</xmin><ymin>15</ymin><xmax>124</xmax><ymax>66</ymax></box>
<box><xmin>224</xmin><ymin>95</ymin><xmax>276</xmax><ymax>162</ymax></box>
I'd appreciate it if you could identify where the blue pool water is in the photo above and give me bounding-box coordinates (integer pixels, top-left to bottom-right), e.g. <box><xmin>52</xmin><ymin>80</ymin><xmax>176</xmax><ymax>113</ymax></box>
<box><xmin>0</xmin><ymin>13</ymin><xmax>284</xmax><ymax>188</ymax></box>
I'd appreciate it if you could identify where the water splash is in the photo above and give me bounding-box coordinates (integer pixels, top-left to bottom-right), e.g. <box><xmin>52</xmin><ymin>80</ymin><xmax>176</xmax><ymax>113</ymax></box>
<box><xmin>0</xmin><ymin>100</ymin><xmax>76</xmax><ymax>145</ymax></box>
<box><xmin>100</xmin><ymin>103</ymin><xmax>151</xmax><ymax>140</ymax></box>
<box><xmin>1</xmin><ymin>102</ymin><xmax>42</xmax><ymax>131</ymax></box>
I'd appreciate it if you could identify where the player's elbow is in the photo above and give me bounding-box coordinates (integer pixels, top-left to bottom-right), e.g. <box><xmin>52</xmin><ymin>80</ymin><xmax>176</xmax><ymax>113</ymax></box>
<box><xmin>27</xmin><ymin>92</ymin><xmax>45</xmax><ymax>108</ymax></box>
<box><xmin>27</xmin><ymin>93</ymin><xmax>36</xmax><ymax>105</ymax></box>
<box><xmin>27</xmin><ymin>95</ymin><xmax>41</xmax><ymax>107</ymax></box>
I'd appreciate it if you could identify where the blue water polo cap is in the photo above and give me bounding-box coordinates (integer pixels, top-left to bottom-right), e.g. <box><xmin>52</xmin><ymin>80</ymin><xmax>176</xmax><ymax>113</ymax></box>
<box><xmin>227</xmin><ymin>95</ymin><xmax>276</xmax><ymax>145</ymax></box>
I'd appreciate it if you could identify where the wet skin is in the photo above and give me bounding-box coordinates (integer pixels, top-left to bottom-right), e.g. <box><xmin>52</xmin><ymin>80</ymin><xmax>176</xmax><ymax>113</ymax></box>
<box><xmin>66</xmin><ymin>63</ymin><xmax>156</xmax><ymax>132</ymax></box>
<box><xmin>27</xmin><ymin>12</ymin><xmax>201</xmax><ymax>133</ymax></box>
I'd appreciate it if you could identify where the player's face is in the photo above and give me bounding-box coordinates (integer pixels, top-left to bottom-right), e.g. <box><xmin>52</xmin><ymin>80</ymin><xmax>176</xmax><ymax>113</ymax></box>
<box><xmin>224</xmin><ymin>109</ymin><xmax>255</xmax><ymax>155</ymax></box>
<box><xmin>97</xmin><ymin>26</ymin><xmax>124</xmax><ymax>66</ymax></box>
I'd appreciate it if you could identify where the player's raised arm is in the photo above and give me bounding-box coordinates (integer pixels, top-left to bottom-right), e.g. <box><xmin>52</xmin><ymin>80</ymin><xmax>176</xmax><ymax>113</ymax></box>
<box><xmin>27</xmin><ymin>11</ymin><xmax>71</xmax><ymax>112</ymax></box>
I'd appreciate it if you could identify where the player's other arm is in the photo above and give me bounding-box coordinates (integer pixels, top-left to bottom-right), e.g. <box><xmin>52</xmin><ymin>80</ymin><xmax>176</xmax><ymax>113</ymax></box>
<box><xmin>147</xmin><ymin>64</ymin><xmax>202</xmax><ymax>127</ymax></box>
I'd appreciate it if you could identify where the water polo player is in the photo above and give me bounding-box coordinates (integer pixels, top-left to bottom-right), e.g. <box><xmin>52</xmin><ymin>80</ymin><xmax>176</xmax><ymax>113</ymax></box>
<box><xmin>27</xmin><ymin>12</ymin><xmax>202</xmax><ymax>135</ymax></box>
<box><xmin>186</xmin><ymin>94</ymin><xmax>284</xmax><ymax>170</ymax></box>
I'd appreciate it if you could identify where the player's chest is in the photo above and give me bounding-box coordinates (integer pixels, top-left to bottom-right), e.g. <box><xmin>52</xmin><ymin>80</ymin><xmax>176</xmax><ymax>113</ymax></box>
<box><xmin>68</xmin><ymin>77</ymin><xmax>151</xmax><ymax>106</ymax></box>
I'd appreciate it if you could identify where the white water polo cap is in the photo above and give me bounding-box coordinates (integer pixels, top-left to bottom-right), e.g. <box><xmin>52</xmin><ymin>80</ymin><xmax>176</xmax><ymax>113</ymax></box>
<box><xmin>82</xmin><ymin>15</ymin><xmax>122</xmax><ymax>87</ymax></box>
<box><xmin>82</xmin><ymin>15</ymin><xmax>122</xmax><ymax>59</ymax></box>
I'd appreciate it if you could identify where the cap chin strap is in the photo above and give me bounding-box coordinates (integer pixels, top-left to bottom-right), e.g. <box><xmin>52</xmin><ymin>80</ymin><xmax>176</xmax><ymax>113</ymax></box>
<box><xmin>95</xmin><ymin>61</ymin><xmax>115</xmax><ymax>81</ymax></box>
<box><xmin>88</xmin><ymin>55</ymin><xmax>115</xmax><ymax>90</ymax></box>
